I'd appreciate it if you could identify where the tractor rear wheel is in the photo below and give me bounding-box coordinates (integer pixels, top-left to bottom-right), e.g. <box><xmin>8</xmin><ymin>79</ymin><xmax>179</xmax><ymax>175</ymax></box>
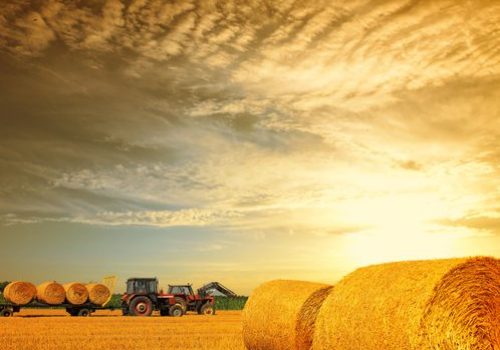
<box><xmin>199</xmin><ymin>303</ymin><xmax>215</xmax><ymax>315</ymax></box>
<box><xmin>129</xmin><ymin>296</ymin><xmax>153</xmax><ymax>317</ymax></box>
<box><xmin>169</xmin><ymin>304</ymin><xmax>183</xmax><ymax>317</ymax></box>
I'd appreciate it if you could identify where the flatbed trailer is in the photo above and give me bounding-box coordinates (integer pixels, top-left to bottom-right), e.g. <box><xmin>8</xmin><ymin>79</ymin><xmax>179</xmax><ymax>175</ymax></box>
<box><xmin>0</xmin><ymin>276</ymin><xmax>118</xmax><ymax>317</ymax></box>
<box><xmin>0</xmin><ymin>301</ymin><xmax>118</xmax><ymax>317</ymax></box>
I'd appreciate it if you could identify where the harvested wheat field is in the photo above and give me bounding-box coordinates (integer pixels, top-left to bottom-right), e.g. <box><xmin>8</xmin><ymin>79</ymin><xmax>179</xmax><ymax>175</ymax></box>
<box><xmin>0</xmin><ymin>310</ymin><xmax>246</xmax><ymax>350</ymax></box>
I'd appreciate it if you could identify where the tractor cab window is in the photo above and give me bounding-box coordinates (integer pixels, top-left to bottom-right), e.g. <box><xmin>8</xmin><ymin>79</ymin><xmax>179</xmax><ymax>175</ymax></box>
<box><xmin>170</xmin><ymin>286</ymin><xmax>192</xmax><ymax>295</ymax></box>
<box><xmin>127</xmin><ymin>281</ymin><xmax>136</xmax><ymax>294</ymax></box>
<box><xmin>146</xmin><ymin>280</ymin><xmax>157</xmax><ymax>293</ymax></box>
<box><xmin>127</xmin><ymin>280</ymin><xmax>157</xmax><ymax>294</ymax></box>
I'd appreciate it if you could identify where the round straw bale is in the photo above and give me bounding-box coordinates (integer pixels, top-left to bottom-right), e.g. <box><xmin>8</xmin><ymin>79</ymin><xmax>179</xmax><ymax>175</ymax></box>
<box><xmin>63</xmin><ymin>282</ymin><xmax>89</xmax><ymax>305</ymax></box>
<box><xmin>36</xmin><ymin>281</ymin><xmax>65</xmax><ymax>305</ymax></box>
<box><xmin>3</xmin><ymin>281</ymin><xmax>36</xmax><ymax>305</ymax></box>
<box><xmin>313</xmin><ymin>257</ymin><xmax>500</xmax><ymax>350</ymax></box>
<box><xmin>86</xmin><ymin>283</ymin><xmax>111</xmax><ymax>306</ymax></box>
<box><xmin>243</xmin><ymin>280</ymin><xmax>333</xmax><ymax>350</ymax></box>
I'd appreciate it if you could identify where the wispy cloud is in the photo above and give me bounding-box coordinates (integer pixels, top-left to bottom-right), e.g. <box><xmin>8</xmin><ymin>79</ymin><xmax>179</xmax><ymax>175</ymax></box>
<box><xmin>440</xmin><ymin>216</ymin><xmax>500</xmax><ymax>236</ymax></box>
<box><xmin>0</xmin><ymin>0</ymin><xmax>499</xmax><ymax>244</ymax></box>
<box><xmin>1</xmin><ymin>208</ymin><xmax>243</xmax><ymax>228</ymax></box>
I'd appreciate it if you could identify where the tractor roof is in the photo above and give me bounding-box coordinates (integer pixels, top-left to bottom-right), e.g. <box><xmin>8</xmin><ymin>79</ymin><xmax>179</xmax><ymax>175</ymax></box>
<box><xmin>168</xmin><ymin>284</ymin><xmax>192</xmax><ymax>287</ymax></box>
<box><xmin>127</xmin><ymin>277</ymin><xmax>158</xmax><ymax>281</ymax></box>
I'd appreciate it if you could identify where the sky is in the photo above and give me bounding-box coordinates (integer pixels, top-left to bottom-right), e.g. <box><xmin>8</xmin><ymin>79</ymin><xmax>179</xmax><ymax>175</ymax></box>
<box><xmin>0</xmin><ymin>0</ymin><xmax>499</xmax><ymax>295</ymax></box>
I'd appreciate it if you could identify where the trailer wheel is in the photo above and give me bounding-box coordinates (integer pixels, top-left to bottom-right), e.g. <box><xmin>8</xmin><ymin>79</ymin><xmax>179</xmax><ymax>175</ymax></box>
<box><xmin>169</xmin><ymin>304</ymin><xmax>183</xmax><ymax>317</ymax></box>
<box><xmin>1</xmin><ymin>308</ymin><xmax>13</xmax><ymax>317</ymax></box>
<box><xmin>199</xmin><ymin>303</ymin><xmax>215</xmax><ymax>315</ymax></box>
<box><xmin>78</xmin><ymin>308</ymin><xmax>91</xmax><ymax>317</ymax></box>
<box><xmin>68</xmin><ymin>310</ymin><xmax>77</xmax><ymax>316</ymax></box>
<box><xmin>129</xmin><ymin>296</ymin><xmax>153</xmax><ymax>317</ymax></box>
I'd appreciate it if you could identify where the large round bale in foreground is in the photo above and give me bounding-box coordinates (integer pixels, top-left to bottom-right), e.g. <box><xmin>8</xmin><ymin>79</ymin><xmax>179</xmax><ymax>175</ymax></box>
<box><xmin>86</xmin><ymin>283</ymin><xmax>111</xmax><ymax>306</ymax></box>
<box><xmin>243</xmin><ymin>280</ymin><xmax>333</xmax><ymax>350</ymax></box>
<box><xmin>3</xmin><ymin>281</ymin><xmax>37</xmax><ymax>305</ymax></box>
<box><xmin>36</xmin><ymin>281</ymin><xmax>65</xmax><ymax>305</ymax></box>
<box><xmin>63</xmin><ymin>282</ymin><xmax>89</xmax><ymax>305</ymax></box>
<box><xmin>313</xmin><ymin>257</ymin><xmax>500</xmax><ymax>350</ymax></box>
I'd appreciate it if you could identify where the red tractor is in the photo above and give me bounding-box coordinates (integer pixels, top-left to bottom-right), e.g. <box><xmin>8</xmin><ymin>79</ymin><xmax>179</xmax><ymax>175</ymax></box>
<box><xmin>121</xmin><ymin>277</ymin><xmax>215</xmax><ymax>317</ymax></box>
<box><xmin>167</xmin><ymin>284</ymin><xmax>215</xmax><ymax>315</ymax></box>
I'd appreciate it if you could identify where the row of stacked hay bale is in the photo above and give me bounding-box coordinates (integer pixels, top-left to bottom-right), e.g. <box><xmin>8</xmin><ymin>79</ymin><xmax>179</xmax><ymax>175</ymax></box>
<box><xmin>3</xmin><ymin>281</ymin><xmax>110</xmax><ymax>306</ymax></box>
<box><xmin>242</xmin><ymin>256</ymin><xmax>499</xmax><ymax>350</ymax></box>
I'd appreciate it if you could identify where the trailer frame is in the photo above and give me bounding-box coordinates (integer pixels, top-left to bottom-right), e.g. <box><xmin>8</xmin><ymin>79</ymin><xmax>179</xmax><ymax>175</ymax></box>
<box><xmin>0</xmin><ymin>301</ymin><xmax>118</xmax><ymax>317</ymax></box>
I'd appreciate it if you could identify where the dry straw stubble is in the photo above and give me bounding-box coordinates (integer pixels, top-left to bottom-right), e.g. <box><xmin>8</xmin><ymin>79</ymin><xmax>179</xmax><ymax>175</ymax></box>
<box><xmin>86</xmin><ymin>283</ymin><xmax>111</xmax><ymax>306</ymax></box>
<box><xmin>4</xmin><ymin>281</ymin><xmax>37</xmax><ymax>305</ymax></box>
<box><xmin>64</xmin><ymin>282</ymin><xmax>89</xmax><ymax>305</ymax></box>
<box><xmin>36</xmin><ymin>281</ymin><xmax>65</xmax><ymax>305</ymax></box>
<box><xmin>313</xmin><ymin>256</ymin><xmax>500</xmax><ymax>350</ymax></box>
<box><xmin>243</xmin><ymin>280</ymin><xmax>333</xmax><ymax>350</ymax></box>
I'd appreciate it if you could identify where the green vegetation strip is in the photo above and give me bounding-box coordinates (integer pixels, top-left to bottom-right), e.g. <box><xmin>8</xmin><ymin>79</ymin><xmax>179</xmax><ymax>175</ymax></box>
<box><xmin>215</xmin><ymin>296</ymin><xmax>247</xmax><ymax>310</ymax></box>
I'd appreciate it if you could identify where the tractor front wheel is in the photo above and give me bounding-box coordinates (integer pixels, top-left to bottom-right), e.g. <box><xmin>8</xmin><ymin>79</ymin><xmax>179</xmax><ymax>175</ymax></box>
<box><xmin>174</xmin><ymin>297</ymin><xmax>187</xmax><ymax>314</ymax></box>
<box><xmin>199</xmin><ymin>303</ymin><xmax>215</xmax><ymax>315</ymax></box>
<box><xmin>129</xmin><ymin>296</ymin><xmax>153</xmax><ymax>317</ymax></box>
<box><xmin>169</xmin><ymin>304</ymin><xmax>183</xmax><ymax>317</ymax></box>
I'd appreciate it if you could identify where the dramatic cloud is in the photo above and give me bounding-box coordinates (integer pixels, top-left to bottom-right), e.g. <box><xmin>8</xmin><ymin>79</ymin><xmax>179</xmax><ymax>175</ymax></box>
<box><xmin>1</xmin><ymin>0</ymin><xmax>499</xmax><ymax>240</ymax></box>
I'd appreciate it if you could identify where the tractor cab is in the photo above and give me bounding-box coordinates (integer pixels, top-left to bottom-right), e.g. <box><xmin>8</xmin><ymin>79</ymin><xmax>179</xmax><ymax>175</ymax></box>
<box><xmin>168</xmin><ymin>284</ymin><xmax>194</xmax><ymax>297</ymax></box>
<box><xmin>126</xmin><ymin>277</ymin><xmax>158</xmax><ymax>295</ymax></box>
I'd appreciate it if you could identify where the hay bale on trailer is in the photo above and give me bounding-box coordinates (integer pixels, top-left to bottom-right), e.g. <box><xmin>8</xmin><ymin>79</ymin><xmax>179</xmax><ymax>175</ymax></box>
<box><xmin>86</xmin><ymin>283</ymin><xmax>111</xmax><ymax>306</ymax></box>
<box><xmin>36</xmin><ymin>281</ymin><xmax>65</xmax><ymax>305</ymax></box>
<box><xmin>63</xmin><ymin>282</ymin><xmax>88</xmax><ymax>305</ymax></box>
<box><xmin>313</xmin><ymin>256</ymin><xmax>500</xmax><ymax>350</ymax></box>
<box><xmin>3</xmin><ymin>281</ymin><xmax>36</xmax><ymax>305</ymax></box>
<box><xmin>242</xmin><ymin>280</ymin><xmax>333</xmax><ymax>350</ymax></box>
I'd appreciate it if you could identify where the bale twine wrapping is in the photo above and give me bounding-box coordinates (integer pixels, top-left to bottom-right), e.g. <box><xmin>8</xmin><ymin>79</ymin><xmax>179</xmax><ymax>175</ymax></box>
<box><xmin>242</xmin><ymin>280</ymin><xmax>333</xmax><ymax>350</ymax></box>
<box><xmin>313</xmin><ymin>257</ymin><xmax>500</xmax><ymax>350</ymax></box>
<box><xmin>86</xmin><ymin>283</ymin><xmax>111</xmax><ymax>306</ymax></box>
<box><xmin>63</xmin><ymin>282</ymin><xmax>89</xmax><ymax>305</ymax></box>
<box><xmin>36</xmin><ymin>281</ymin><xmax>65</xmax><ymax>305</ymax></box>
<box><xmin>3</xmin><ymin>281</ymin><xmax>37</xmax><ymax>305</ymax></box>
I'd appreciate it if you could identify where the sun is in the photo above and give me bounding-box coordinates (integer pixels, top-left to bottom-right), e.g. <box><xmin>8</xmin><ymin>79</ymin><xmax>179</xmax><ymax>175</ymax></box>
<box><xmin>335</xmin><ymin>192</ymin><xmax>465</xmax><ymax>266</ymax></box>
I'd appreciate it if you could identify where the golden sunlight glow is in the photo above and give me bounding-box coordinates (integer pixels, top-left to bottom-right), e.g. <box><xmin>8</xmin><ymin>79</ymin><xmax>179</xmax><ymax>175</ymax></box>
<box><xmin>335</xmin><ymin>193</ymin><xmax>468</xmax><ymax>266</ymax></box>
<box><xmin>340</xmin><ymin>227</ymin><xmax>465</xmax><ymax>267</ymax></box>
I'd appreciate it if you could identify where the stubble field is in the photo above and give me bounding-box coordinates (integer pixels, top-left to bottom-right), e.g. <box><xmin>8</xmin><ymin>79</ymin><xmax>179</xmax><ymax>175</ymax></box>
<box><xmin>0</xmin><ymin>310</ymin><xmax>246</xmax><ymax>350</ymax></box>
